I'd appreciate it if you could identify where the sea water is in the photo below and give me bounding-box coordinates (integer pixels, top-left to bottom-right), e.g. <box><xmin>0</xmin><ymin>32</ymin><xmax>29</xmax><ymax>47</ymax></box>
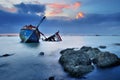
<box><xmin>0</xmin><ymin>36</ymin><xmax>120</xmax><ymax>80</ymax></box>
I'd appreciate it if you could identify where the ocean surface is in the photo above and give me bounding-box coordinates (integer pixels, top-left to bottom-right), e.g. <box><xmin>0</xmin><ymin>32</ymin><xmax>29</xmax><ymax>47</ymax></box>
<box><xmin>0</xmin><ymin>36</ymin><xmax>120</xmax><ymax>80</ymax></box>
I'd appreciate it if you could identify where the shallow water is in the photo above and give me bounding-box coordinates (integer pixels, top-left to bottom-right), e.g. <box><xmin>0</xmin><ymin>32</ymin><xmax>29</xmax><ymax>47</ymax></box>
<box><xmin>0</xmin><ymin>36</ymin><xmax>120</xmax><ymax>80</ymax></box>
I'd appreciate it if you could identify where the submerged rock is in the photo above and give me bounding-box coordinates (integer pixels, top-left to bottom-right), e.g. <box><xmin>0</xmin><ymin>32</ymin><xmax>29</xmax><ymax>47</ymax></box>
<box><xmin>93</xmin><ymin>52</ymin><xmax>120</xmax><ymax>68</ymax></box>
<box><xmin>114</xmin><ymin>43</ymin><xmax>120</xmax><ymax>46</ymax></box>
<box><xmin>0</xmin><ymin>53</ymin><xmax>14</xmax><ymax>57</ymax></box>
<box><xmin>59</xmin><ymin>49</ymin><xmax>94</xmax><ymax>77</ymax></box>
<box><xmin>39</xmin><ymin>52</ymin><xmax>44</xmax><ymax>56</ymax></box>
<box><xmin>48</xmin><ymin>76</ymin><xmax>55</xmax><ymax>80</ymax></box>
<box><xmin>99</xmin><ymin>45</ymin><xmax>107</xmax><ymax>49</ymax></box>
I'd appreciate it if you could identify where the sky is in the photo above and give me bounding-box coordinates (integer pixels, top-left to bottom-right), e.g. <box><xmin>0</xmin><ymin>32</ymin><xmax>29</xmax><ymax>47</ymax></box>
<box><xmin>0</xmin><ymin>0</ymin><xmax>120</xmax><ymax>35</ymax></box>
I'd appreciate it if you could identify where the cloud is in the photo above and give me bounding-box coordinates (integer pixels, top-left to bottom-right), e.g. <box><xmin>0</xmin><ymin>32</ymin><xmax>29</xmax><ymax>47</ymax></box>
<box><xmin>14</xmin><ymin>3</ymin><xmax>46</xmax><ymax>15</ymax></box>
<box><xmin>79</xmin><ymin>13</ymin><xmax>120</xmax><ymax>24</ymax></box>
<box><xmin>73</xmin><ymin>2</ymin><xmax>81</xmax><ymax>9</ymax></box>
<box><xmin>0</xmin><ymin>1</ymin><xmax>81</xmax><ymax>17</ymax></box>
<box><xmin>0</xmin><ymin>10</ymin><xmax>45</xmax><ymax>33</ymax></box>
<box><xmin>0</xmin><ymin>9</ymin><xmax>120</xmax><ymax>35</ymax></box>
<box><xmin>47</xmin><ymin>2</ymin><xmax>81</xmax><ymax>16</ymax></box>
<box><xmin>36</xmin><ymin>13</ymin><xmax>120</xmax><ymax>34</ymax></box>
<box><xmin>76</xmin><ymin>12</ymin><xmax>84</xmax><ymax>19</ymax></box>
<box><xmin>0</xmin><ymin>5</ymin><xmax>17</xmax><ymax>13</ymax></box>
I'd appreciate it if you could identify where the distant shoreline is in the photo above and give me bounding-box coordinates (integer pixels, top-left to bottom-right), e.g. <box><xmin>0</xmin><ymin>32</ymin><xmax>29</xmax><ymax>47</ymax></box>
<box><xmin>0</xmin><ymin>33</ymin><xmax>120</xmax><ymax>37</ymax></box>
<box><xmin>0</xmin><ymin>34</ymin><xmax>19</xmax><ymax>37</ymax></box>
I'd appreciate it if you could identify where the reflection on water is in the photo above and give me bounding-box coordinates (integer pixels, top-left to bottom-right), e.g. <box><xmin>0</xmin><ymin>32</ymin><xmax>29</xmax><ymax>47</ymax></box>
<box><xmin>0</xmin><ymin>36</ymin><xmax>120</xmax><ymax>80</ymax></box>
<box><xmin>21</xmin><ymin>42</ymin><xmax>40</xmax><ymax>48</ymax></box>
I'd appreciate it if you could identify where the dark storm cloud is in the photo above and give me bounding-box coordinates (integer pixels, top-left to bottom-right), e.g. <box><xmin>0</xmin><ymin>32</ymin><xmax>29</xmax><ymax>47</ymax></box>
<box><xmin>0</xmin><ymin>10</ymin><xmax>40</xmax><ymax>25</ymax></box>
<box><xmin>42</xmin><ymin>13</ymin><xmax>120</xmax><ymax>34</ymax></box>
<box><xmin>45</xmin><ymin>13</ymin><xmax>120</xmax><ymax>27</ymax></box>
<box><xmin>83</xmin><ymin>13</ymin><xmax>120</xmax><ymax>24</ymax></box>
<box><xmin>0</xmin><ymin>10</ymin><xmax>44</xmax><ymax>33</ymax></box>
<box><xmin>0</xmin><ymin>2</ymin><xmax>46</xmax><ymax>33</ymax></box>
<box><xmin>14</xmin><ymin>3</ymin><xmax>46</xmax><ymax>14</ymax></box>
<box><xmin>0</xmin><ymin>8</ymin><xmax>120</xmax><ymax>34</ymax></box>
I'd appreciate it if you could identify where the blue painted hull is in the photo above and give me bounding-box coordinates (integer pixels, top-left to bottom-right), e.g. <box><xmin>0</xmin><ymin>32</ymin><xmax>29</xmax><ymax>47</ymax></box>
<box><xmin>19</xmin><ymin>29</ymin><xmax>40</xmax><ymax>43</ymax></box>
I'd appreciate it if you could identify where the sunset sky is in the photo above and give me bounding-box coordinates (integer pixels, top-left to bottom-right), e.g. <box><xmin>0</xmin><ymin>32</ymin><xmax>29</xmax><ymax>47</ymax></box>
<box><xmin>0</xmin><ymin>0</ymin><xmax>120</xmax><ymax>35</ymax></box>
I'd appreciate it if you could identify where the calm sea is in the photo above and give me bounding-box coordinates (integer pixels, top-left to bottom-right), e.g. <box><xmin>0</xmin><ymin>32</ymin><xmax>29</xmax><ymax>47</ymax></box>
<box><xmin>0</xmin><ymin>36</ymin><xmax>120</xmax><ymax>80</ymax></box>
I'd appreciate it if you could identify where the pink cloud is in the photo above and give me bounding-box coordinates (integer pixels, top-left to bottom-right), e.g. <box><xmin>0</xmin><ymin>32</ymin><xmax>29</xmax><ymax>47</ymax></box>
<box><xmin>48</xmin><ymin>3</ymin><xmax>70</xmax><ymax>9</ymax></box>
<box><xmin>49</xmin><ymin>9</ymin><xmax>62</xmax><ymax>15</ymax></box>
<box><xmin>47</xmin><ymin>2</ymin><xmax>81</xmax><ymax>16</ymax></box>
<box><xmin>5</xmin><ymin>7</ymin><xmax>17</xmax><ymax>13</ymax></box>
<box><xmin>73</xmin><ymin>2</ymin><xmax>81</xmax><ymax>9</ymax></box>
<box><xmin>0</xmin><ymin>5</ymin><xmax>17</xmax><ymax>13</ymax></box>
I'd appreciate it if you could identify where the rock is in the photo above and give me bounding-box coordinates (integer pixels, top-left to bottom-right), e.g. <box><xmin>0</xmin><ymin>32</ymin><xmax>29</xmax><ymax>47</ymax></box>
<box><xmin>49</xmin><ymin>76</ymin><xmax>54</xmax><ymax>80</ymax></box>
<box><xmin>39</xmin><ymin>52</ymin><xmax>44</xmax><ymax>56</ymax></box>
<box><xmin>59</xmin><ymin>49</ymin><xmax>94</xmax><ymax>77</ymax></box>
<box><xmin>60</xmin><ymin>48</ymin><xmax>74</xmax><ymax>55</ymax></box>
<box><xmin>99</xmin><ymin>45</ymin><xmax>107</xmax><ymax>49</ymax></box>
<box><xmin>80</xmin><ymin>46</ymin><xmax>101</xmax><ymax>60</ymax></box>
<box><xmin>80</xmin><ymin>46</ymin><xmax>92</xmax><ymax>52</ymax></box>
<box><xmin>59</xmin><ymin>46</ymin><xmax>120</xmax><ymax>77</ymax></box>
<box><xmin>114</xmin><ymin>43</ymin><xmax>120</xmax><ymax>46</ymax></box>
<box><xmin>0</xmin><ymin>53</ymin><xmax>14</xmax><ymax>57</ymax></box>
<box><xmin>93</xmin><ymin>52</ymin><xmax>120</xmax><ymax>68</ymax></box>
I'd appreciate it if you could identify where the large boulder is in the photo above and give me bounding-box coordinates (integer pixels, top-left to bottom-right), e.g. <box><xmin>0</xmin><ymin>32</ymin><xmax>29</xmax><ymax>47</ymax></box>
<box><xmin>59</xmin><ymin>46</ymin><xmax>120</xmax><ymax>77</ymax></box>
<box><xmin>59</xmin><ymin>49</ymin><xmax>94</xmax><ymax>77</ymax></box>
<box><xmin>93</xmin><ymin>52</ymin><xmax>120</xmax><ymax>68</ymax></box>
<box><xmin>80</xmin><ymin>46</ymin><xmax>101</xmax><ymax>60</ymax></box>
<box><xmin>60</xmin><ymin>48</ymin><xmax>74</xmax><ymax>55</ymax></box>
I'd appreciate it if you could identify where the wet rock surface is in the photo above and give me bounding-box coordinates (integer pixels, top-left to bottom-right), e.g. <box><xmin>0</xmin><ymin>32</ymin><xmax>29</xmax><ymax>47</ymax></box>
<box><xmin>80</xmin><ymin>46</ymin><xmax>101</xmax><ymax>59</ymax></box>
<box><xmin>93</xmin><ymin>52</ymin><xmax>120</xmax><ymax>68</ymax></box>
<box><xmin>59</xmin><ymin>46</ymin><xmax>120</xmax><ymax>77</ymax></box>
<box><xmin>59</xmin><ymin>48</ymin><xmax>94</xmax><ymax>77</ymax></box>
